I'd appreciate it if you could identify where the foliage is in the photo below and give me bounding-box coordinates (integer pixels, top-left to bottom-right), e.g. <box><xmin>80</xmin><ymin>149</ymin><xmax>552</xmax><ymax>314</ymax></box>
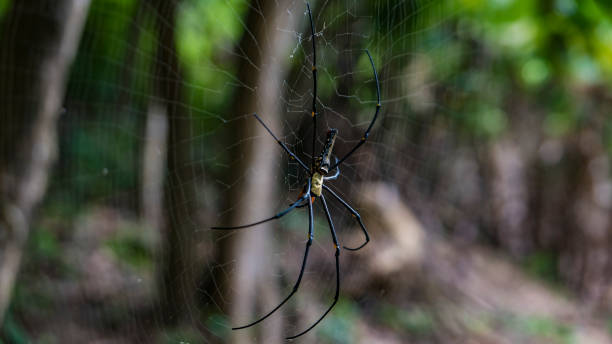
<box><xmin>377</xmin><ymin>303</ymin><xmax>435</xmax><ymax>337</ymax></box>
<box><xmin>104</xmin><ymin>224</ymin><xmax>153</xmax><ymax>268</ymax></box>
<box><xmin>1</xmin><ymin>311</ymin><xmax>29</xmax><ymax>344</ymax></box>
<box><xmin>523</xmin><ymin>251</ymin><xmax>561</xmax><ymax>285</ymax></box>
<box><xmin>203</xmin><ymin>313</ymin><xmax>231</xmax><ymax>341</ymax></box>
<box><xmin>318</xmin><ymin>299</ymin><xmax>358</xmax><ymax>344</ymax></box>
<box><xmin>0</xmin><ymin>0</ymin><xmax>9</xmax><ymax>21</ymax></box>
<box><xmin>502</xmin><ymin>313</ymin><xmax>574</xmax><ymax>343</ymax></box>
<box><xmin>456</xmin><ymin>0</ymin><xmax>612</xmax><ymax>146</ymax></box>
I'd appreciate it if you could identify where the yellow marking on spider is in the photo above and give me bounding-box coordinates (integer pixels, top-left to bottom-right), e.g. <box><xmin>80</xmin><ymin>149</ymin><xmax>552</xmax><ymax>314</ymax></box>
<box><xmin>311</xmin><ymin>172</ymin><xmax>323</xmax><ymax>196</ymax></box>
<box><xmin>311</xmin><ymin>111</ymin><xmax>315</xmax><ymax>117</ymax></box>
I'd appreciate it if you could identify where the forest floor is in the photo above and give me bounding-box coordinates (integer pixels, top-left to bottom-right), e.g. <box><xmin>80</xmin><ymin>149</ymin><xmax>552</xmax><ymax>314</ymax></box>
<box><xmin>4</xmin><ymin>191</ymin><xmax>612</xmax><ymax>343</ymax></box>
<box><xmin>343</xmin><ymin>182</ymin><xmax>612</xmax><ymax>344</ymax></box>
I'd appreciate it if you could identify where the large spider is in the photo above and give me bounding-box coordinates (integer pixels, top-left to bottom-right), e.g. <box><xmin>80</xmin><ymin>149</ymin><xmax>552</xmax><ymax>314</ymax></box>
<box><xmin>212</xmin><ymin>3</ymin><xmax>380</xmax><ymax>339</ymax></box>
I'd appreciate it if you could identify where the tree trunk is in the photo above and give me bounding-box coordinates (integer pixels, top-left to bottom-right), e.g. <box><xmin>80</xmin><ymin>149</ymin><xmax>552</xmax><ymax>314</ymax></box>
<box><xmin>151</xmin><ymin>0</ymin><xmax>199</xmax><ymax>325</ymax></box>
<box><xmin>0</xmin><ymin>0</ymin><xmax>90</xmax><ymax>324</ymax></box>
<box><xmin>142</xmin><ymin>100</ymin><xmax>168</xmax><ymax>232</ymax></box>
<box><xmin>212</xmin><ymin>1</ymin><xmax>301</xmax><ymax>343</ymax></box>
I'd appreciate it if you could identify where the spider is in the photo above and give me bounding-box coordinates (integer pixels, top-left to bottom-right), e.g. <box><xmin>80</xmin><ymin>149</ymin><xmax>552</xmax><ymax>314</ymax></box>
<box><xmin>212</xmin><ymin>3</ymin><xmax>380</xmax><ymax>340</ymax></box>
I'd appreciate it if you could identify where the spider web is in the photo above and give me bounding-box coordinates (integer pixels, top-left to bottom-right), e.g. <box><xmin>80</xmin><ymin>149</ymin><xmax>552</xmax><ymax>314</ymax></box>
<box><xmin>201</xmin><ymin>1</ymin><xmax>461</xmax><ymax>341</ymax></box>
<box><xmin>2</xmin><ymin>0</ymin><xmax>491</xmax><ymax>343</ymax></box>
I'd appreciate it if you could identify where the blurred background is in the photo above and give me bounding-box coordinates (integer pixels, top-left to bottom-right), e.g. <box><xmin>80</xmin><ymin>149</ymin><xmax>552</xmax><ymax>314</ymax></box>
<box><xmin>1</xmin><ymin>0</ymin><xmax>612</xmax><ymax>343</ymax></box>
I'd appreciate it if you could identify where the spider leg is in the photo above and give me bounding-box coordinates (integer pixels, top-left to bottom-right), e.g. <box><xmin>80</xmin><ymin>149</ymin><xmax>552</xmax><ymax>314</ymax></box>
<box><xmin>253</xmin><ymin>113</ymin><xmax>310</xmax><ymax>172</ymax></box>
<box><xmin>232</xmin><ymin>185</ymin><xmax>315</xmax><ymax>330</ymax></box>
<box><xmin>324</xmin><ymin>157</ymin><xmax>340</xmax><ymax>181</ymax></box>
<box><xmin>307</xmin><ymin>2</ymin><xmax>318</xmax><ymax>172</ymax></box>
<box><xmin>287</xmin><ymin>195</ymin><xmax>340</xmax><ymax>340</ymax></box>
<box><xmin>329</xmin><ymin>49</ymin><xmax>380</xmax><ymax>171</ymax></box>
<box><xmin>323</xmin><ymin>185</ymin><xmax>370</xmax><ymax>251</ymax></box>
<box><xmin>211</xmin><ymin>192</ymin><xmax>309</xmax><ymax>230</ymax></box>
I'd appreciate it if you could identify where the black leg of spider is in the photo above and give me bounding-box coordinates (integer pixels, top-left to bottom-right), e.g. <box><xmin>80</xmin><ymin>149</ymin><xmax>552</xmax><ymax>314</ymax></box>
<box><xmin>324</xmin><ymin>157</ymin><xmax>340</xmax><ymax>180</ymax></box>
<box><xmin>287</xmin><ymin>194</ymin><xmax>340</xmax><ymax>340</ymax></box>
<box><xmin>223</xmin><ymin>180</ymin><xmax>315</xmax><ymax>331</ymax></box>
<box><xmin>323</xmin><ymin>185</ymin><xmax>369</xmax><ymax>251</ymax></box>
<box><xmin>210</xmin><ymin>190</ymin><xmax>309</xmax><ymax>230</ymax></box>
<box><xmin>253</xmin><ymin>113</ymin><xmax>310</xmax><ymax>172</ymax></box>
<box><xmin>329</xmin><ymin>49</ymin><xmax>381</xmax><ymax>171</ymax></box>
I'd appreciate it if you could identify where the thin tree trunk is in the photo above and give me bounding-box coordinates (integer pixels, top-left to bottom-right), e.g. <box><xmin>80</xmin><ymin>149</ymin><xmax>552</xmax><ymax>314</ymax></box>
<box><xmin>0</xmin><ymin>0</ymin><xmax>90</xmax><ymax>324</ymax></box>
<box><xmin>151</xmin><ymin>0</ymin><xmax>198</xmax><ymax>325</ymax></box>
<box><xmin>212</xmin><ymin>1</ymin><xmax>300</xmax><ymax>343</ymax></box>
<box><xmin>142</xmin><ymin>100</ymin><xmax>168</xmax><ymax>232</ymax></box>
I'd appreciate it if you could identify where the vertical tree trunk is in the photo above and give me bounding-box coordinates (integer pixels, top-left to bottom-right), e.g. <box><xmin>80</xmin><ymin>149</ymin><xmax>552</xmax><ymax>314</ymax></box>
<box><xmin>0</xmin><ymin>0</ymin><xmax>90</xmax><ymax>324</ymax></box>
<box><xmin>213</xmin><ymin>1</ymin><xmax>300</xmax><ymax>343</ymax></box>
<box><xmin>142</xmin><ymin>100</ymin><xmax>168</xmax><ymax>232</ymax></box>
<box><xmin>151</xmin><ymin>0</ymin><xmax>198</xmax><ymax>325</ymax></box>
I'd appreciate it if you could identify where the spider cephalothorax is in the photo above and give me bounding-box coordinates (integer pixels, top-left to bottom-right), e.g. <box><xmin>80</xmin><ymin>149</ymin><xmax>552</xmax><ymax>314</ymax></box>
<box><xmin>315</xmin><ymin>128</ymin><xmax>338</xmax><ymax>174</ymax></box>
<box><xmin>212</xmin><ymin>2</ymin><xmax>380</xmax><ymax>339</ymax></box>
